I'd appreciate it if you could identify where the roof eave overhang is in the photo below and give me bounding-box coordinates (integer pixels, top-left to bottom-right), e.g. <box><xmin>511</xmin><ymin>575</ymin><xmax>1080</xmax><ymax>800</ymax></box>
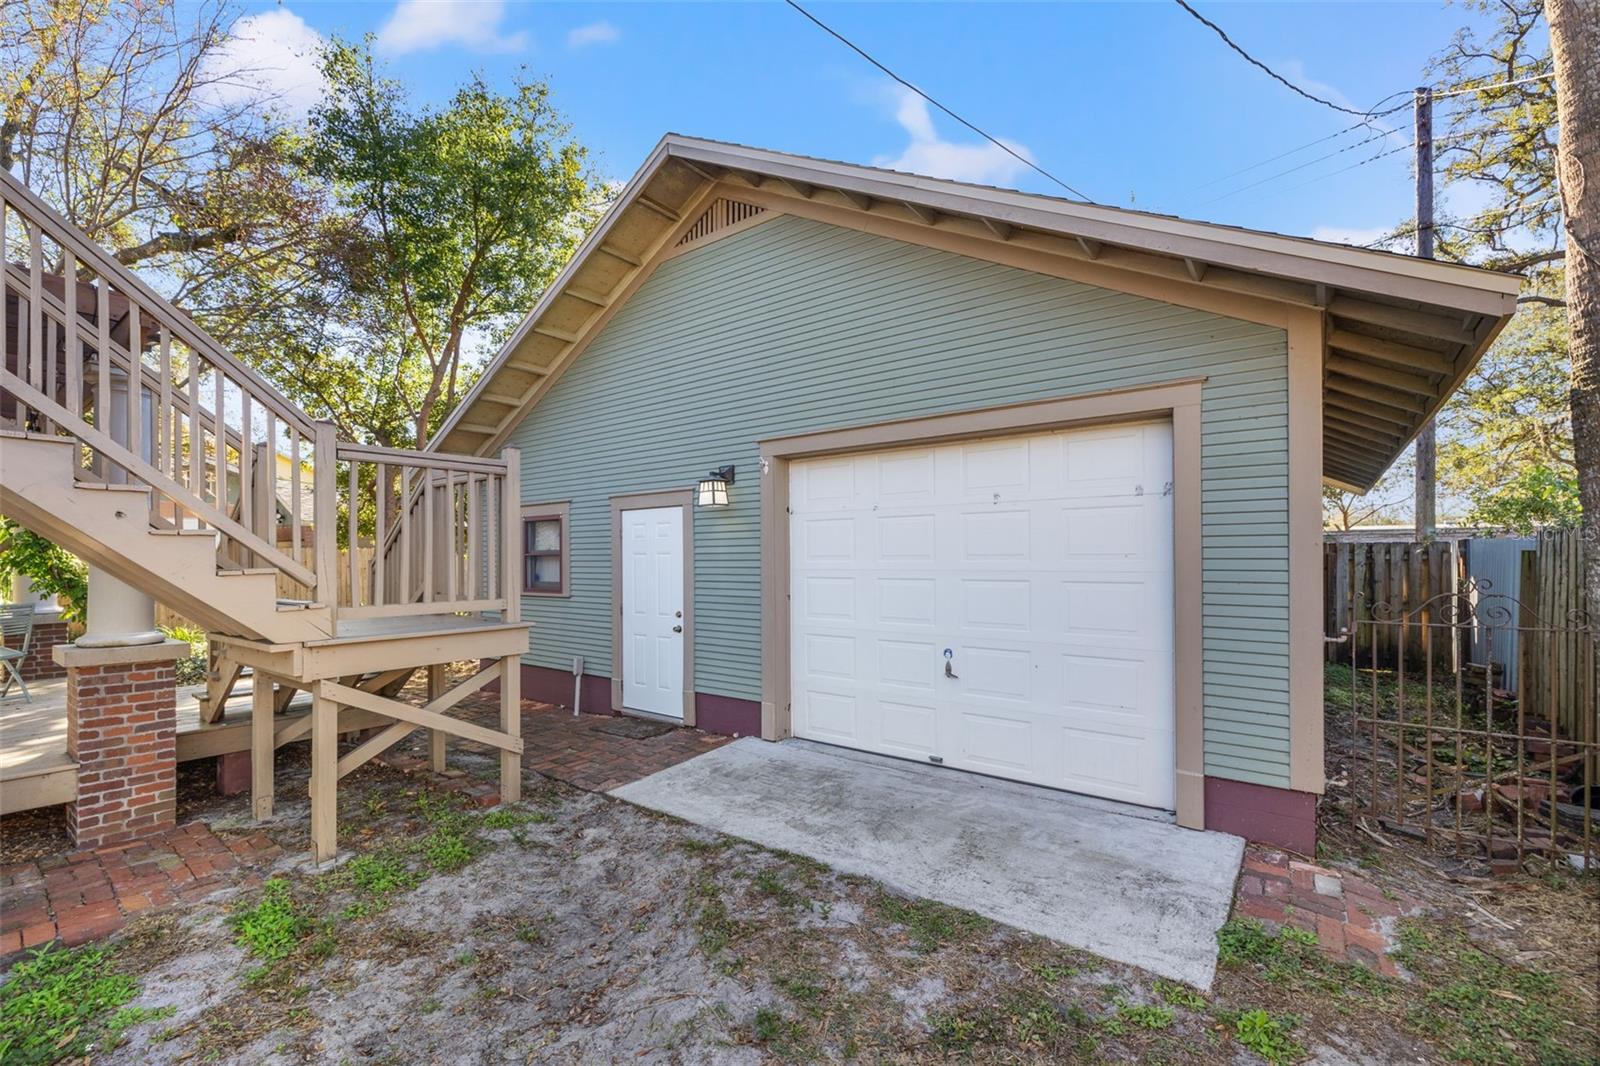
<box><xmin>433</xmin><ymin>135</ymin><xmax>1523</xmax><ymax>495</ymax></box>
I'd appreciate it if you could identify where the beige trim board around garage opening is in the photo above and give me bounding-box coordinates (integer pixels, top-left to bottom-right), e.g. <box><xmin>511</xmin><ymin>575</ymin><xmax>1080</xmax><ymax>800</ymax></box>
<box><xmin>757</xmin><ymin>379</ymin><xmax>1208</xmax><ymax>830</ymax></box>
<box><xmin>609</xmin><ymin>488</ymin><xmax>696</xmax><ymax>725</ymax></box>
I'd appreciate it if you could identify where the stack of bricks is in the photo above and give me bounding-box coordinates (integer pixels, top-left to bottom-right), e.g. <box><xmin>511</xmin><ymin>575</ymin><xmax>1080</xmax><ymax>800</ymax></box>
<box><xmin>56</xmin><ymin>641</ymin><xmax>186</xmax><ymax>850</ymax></box>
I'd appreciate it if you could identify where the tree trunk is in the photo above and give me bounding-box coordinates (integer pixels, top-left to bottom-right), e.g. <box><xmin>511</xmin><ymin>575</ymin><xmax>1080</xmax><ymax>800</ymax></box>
<box><xmin>1546</xmin><ymin>0</ymin><xmax>1600</xmax><ymax>634</ymax></box>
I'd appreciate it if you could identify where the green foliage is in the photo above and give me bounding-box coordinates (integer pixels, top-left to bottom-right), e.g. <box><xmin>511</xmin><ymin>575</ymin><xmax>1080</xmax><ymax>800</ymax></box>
<box><xmin>0</xmin><ymin>943</ymin><xmax>143</xmax><ymax>1065</ymax></box>
<box><xmin>871</xmin><ymin>891</ymin><xmax>992</xmax><ymax>953</ymax></box>
<box><xmin>1114</xmin><ymin>1002</ymin><xmax>1173</xmax><ymax>1030</ymax></box>
<box><xmin>230</xmin><ymin>878</ymin><xmax>310</xmax><ymax>961</ymax></box>
<box><xmin>1224</xmin><ymin>1008</ymin><xmax>1305</xmax><ymax>1065</ymax></box>
<box><xmin>159</xmin><ymin>624</ymin><xmax>210</xmax><ymax>685</ymax></box>
<box><xmin>1153</xmin><ymin>977</ymin><xmax>1207</xmax><ymax>1010</ymax></box>
<box><xmin>1392</xmin><ymin>923</ymin><xmax>1581</xmax><ymax>1066</ymax></box>
<box><xmin>0</xmin><ymin>519</ymin><xmax>87</xmax><ymax>623</ymax></box>
<box><xmin>281</xmin><ymin>37</ymin><xmax>602</xmax><ymax>449</ymax></box>
<box><xmin>1463</xmin><ymin>464</ymin><xmax>1581</xmax><ymax>533</ymax></box>
<box><xmin>423</xmin><ymin>828</ymin><xmax>475</xmax><ymax>872</ymax></box>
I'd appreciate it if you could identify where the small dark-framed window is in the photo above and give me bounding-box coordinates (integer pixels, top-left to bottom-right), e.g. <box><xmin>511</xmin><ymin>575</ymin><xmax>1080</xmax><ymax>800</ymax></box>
<box><xmin>522</xmin><ymin>502</ymin><xmax>570</xmax><ymax>596</ymax></box>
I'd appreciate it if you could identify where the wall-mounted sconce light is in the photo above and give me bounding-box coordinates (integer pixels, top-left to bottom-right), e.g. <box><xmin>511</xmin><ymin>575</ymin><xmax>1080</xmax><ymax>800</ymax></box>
<box><xmin>696</xmin><ymin>465</ymin><xmax>735</xmax><ymax>507</ymax></box>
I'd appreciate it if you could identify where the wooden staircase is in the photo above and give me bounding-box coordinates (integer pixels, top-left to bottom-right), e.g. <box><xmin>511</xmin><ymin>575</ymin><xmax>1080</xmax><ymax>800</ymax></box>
<box><xmin>1</xmin><ymin>167</ymin><xmax>529</xmax><ymax>861</ymax></box>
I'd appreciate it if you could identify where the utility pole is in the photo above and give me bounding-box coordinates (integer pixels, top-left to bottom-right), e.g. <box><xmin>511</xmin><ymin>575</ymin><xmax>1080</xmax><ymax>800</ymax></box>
<box><xmin>1413</xmin><ymin>85</ymin><xmax>1437</xmax><ymax>541</ymax></box>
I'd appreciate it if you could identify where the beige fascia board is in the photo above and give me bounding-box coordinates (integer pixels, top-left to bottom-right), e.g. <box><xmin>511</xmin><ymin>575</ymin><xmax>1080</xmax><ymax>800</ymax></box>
<box><xmin>662</xmin><ymin>137</ymin><xmax>1523</xmax><ymax>313</ymax></box>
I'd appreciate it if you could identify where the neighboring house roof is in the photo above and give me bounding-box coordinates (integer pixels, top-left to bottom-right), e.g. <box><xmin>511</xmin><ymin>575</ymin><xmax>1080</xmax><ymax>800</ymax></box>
<box><xmin>431</xmin><ymin>134</ymin><xmax>1523</xmax><ymax>492</ymax></box>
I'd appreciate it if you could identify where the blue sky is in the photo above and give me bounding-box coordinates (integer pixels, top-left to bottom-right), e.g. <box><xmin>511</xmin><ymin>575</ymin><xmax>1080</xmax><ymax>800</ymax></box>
<box><xmin>216</xmin><ymin>1</ymin><xmax>1501</xmax><ymax>248</ymax></box>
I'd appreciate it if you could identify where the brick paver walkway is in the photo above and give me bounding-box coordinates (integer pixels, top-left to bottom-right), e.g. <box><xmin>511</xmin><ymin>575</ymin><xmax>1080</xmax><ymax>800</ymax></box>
<box><xmin>517</xmin><ymin>702</ymin><xmax>731</xmax><ymax>792</ymax></box>
<box><xmin>434</xmin><ymin>695</ymin><xmax>732</xmax><ymax>793</ymax></box>
<box><xmin>1234</xmin><ymin>846</ymin><xmax>1422</xmax><ymax>976</ymax></box>
<box><xmin>0</xmin><ymin>822</ymin><xmax>280</xmax><ymax>957</ymax></box>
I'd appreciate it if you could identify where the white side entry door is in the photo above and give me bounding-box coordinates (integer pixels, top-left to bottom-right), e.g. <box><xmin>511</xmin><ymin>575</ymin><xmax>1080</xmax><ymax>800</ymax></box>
<box><xmin>621</xmin><ymin>505</ymin><xmax>685</xmax><ymax>718</ymax></box>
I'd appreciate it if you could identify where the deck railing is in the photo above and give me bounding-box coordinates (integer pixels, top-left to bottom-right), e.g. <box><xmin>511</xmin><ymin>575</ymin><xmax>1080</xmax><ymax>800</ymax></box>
<box><xmin>0</xmin><ymin>169</ymin><xmax>520</xmax><ymax>630</ymax></box>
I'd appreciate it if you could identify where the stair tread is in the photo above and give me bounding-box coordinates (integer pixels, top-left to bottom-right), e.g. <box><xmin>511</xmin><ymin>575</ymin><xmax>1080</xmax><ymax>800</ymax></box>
<box><xmin>150</xmin><ymin>528</ymin><xmax>216</xmax><ymax>536</ymax></box>
<box><xmin>218</xmin><ymin>567</ymin><xmax>277</xmax><ymax>576</ymax></box>
<box><xmin>75</xmin><ymin>482</ymin><xmax>153</xmax><ymax>493</ymax></box>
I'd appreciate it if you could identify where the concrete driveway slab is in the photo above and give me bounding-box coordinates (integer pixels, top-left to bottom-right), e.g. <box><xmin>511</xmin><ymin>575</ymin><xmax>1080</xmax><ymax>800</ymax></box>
<box><xmin>612</xmin><ymin>737</ymin><xmax>1245</xmax><ymax>988</ymax></box>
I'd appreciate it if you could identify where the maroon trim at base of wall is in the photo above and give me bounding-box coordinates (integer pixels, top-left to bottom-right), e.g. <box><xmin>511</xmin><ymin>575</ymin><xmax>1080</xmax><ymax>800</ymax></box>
<box><xmin>1204</xmin><ymin>777</ymin><xmax>1318</xmax><ymax>854</ymax></box>
<box><xmin>694</xmin><ymin>692</ymin><xmax>761</xmax><ymax>737</ymax></box>
<box><xmin>506</xmin><ymin>662</ymin><xmax>615</xmax><ymax>714</ymax></box>
<box><xmin>497</xmin><ymin>662</ymin><xmax>759</xmax><ymax>737</ymax></box>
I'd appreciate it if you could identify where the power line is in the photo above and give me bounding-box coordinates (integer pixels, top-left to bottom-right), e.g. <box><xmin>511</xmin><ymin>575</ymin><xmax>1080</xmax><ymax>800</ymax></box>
<box><xmin>1433</xmin><ymin>72</ymin><xmax>1552</xmax><ymax>99</ymax></box>
<box><xmin>1196</xmin><ymin>128</ymin><xmax>1393</xmax><ymax>206</ymax></box>
<box><xmin>1188</xmin><ymin>97</ymin><xmax>1410</xmax><ymax>194</ymax></box>
<box><xmin>1172</xmin><ymin>0</ymin><xmax>1383</xmax><ymax>117</ymax></box>
<box><xmin>781</xmin><ymin>0</ymin><xmax>1094</xmax><ymax>203</ymax></box>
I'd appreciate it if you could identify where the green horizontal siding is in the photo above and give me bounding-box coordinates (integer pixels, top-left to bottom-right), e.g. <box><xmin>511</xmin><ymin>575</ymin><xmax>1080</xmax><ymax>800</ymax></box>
<box><xmin>507</xmin><ymin>214</ymin><xmax>1293</xmax><ymax>786</ymax></box>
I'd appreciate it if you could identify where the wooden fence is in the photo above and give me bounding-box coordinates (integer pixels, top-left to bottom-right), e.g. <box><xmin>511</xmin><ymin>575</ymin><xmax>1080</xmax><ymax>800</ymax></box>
<box><xmin>1325</xmin><ymin>530</ymin><xmax>1595</xmax><ymax>773</ymax></box>
<box><xmin>1520</xmin><ymin>529</ymin><xmax>1597</xmax><ymax>746</ymax></box>
<box><xmin>1324</xmin><ymin>538</ymin><xmax>1467</xmax><ymax>671</ymax></box>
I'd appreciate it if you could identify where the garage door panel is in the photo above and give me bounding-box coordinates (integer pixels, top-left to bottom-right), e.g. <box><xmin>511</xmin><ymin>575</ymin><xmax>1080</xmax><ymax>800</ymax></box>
<box><xmin>798</xmin><ymin>514</ymin><xmax>856</xmax><ymax>563</ymax></box>
<box><xmin>1061</xmin><ymin>727</ymin><xmax>1152</xmax><ymax>801</ymax></box>
<box><xmin>875</xmin><ymin>512</ymin><xmax>937</xmax><ymax>562</ymax></box>
<box><xmin>879</xmin><ymin>700</ymin><xmax>939</xmax><ymax>756</ymax></box>
<box><xmin>876</xmin><ymin>449</ymin><xmax>936</xmax><ymax>504</ymax></box>
<box><xmin>961</xmin><ymin>645</ymin><xmax>1033</xmax><ymax>702</ymax></box>
<box><xmin>800</xmin><ymin>689</ymin><xmax>859</xmax><ymax>742</ymax></box>
<box><xmin>876</xmin><ymin>577</ymin><xmax>937</xmax><ymax>627</ymax></box>
<box><xmin>960</xmin><ymin>438</ymin><xmax>1032</xmax><ymax>497</ymax></box>
<box><xmin>797</xmin><ymin>574</ymin><xmax>856</xmax><ymax>623</ymax></box>
<box><xmin>792</xmin><ymin>420</ymin><xmax>1175</xmax><ymax>810</ymax></box>
<box><xmin>1061</xmin><ymin>501</ymin><xmax>1149</xmax><ymax>561</ymax></box>
<box><xmin>960</xmin><ymin>578</ymin><xmax>1033</xmax><ymax>632</ymax></box>
<box><xmin>802</xmin><ymin>633</ymin><xmax>856</xmax><ymax>681</ymax></box>
<box><xmin>961</xmin><ymin>509</ymin><xmax>1031</xmax><ymax>560</ymax></box>
<box><xmin>878</xmin><ymin>639</ymin><xmax>938</xmax><ymax>691</ymax></box>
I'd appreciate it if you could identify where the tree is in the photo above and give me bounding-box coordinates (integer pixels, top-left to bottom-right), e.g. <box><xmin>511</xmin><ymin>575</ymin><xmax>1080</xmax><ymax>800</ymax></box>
<box><xmin>1438</xmin><ymin>282</ymin><xmax>1578</xmax><ymax>527</ymax></box>
<box><xmin>1356</xmin><ymin>2</ymin><xmax>1578</xmax><ymax>535</ymax></box>
<box><xmin>1544</xmin><ymin>0</ymin><xmax>1599</xmax><ymax>632</ymax></box>
<box><xmin>0</xmin><ymin>0</ymin><xmax>330</xmax><ymax>306</ymax></box>
<box><xmin>301</xmin><ymin>39</ymin><xmax>601</xmax><ymax>448</ymax></box>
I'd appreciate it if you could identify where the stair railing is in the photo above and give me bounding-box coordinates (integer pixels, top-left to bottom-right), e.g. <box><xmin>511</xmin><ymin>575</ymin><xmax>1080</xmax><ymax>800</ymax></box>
<box><xmin>2</xmin><ymin>169</ymin><xmax>522</xmax><ymax>630</ymax></box>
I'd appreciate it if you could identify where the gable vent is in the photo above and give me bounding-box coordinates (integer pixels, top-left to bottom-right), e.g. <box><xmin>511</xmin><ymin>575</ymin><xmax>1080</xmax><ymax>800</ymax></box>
<box><xmin>676</xmin><ymin>197</ymin><xmax>766</xmax><ymax>248</ymax></box>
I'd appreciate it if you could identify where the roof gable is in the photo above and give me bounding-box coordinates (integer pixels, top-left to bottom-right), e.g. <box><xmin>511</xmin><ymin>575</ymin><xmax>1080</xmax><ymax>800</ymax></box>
<box><xmin>432</xmin><ymin>134</ymin><xmax>1521</xmax><ymax>491</ymax></box>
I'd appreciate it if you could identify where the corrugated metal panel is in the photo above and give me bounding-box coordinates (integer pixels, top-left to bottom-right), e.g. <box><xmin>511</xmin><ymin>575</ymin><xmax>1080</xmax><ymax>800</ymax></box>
<box><xmin>507</xmin><ymin>215</ymin><xmax>1293</xmax><ymax>786</ymax></box>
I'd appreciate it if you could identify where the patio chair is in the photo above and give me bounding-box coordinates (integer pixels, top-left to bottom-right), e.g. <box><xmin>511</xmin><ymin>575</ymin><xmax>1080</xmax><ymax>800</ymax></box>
<box><xmin>0</xmin><ymin>602</ymin><xmax>36</xmax><ymax>703</ymax></box>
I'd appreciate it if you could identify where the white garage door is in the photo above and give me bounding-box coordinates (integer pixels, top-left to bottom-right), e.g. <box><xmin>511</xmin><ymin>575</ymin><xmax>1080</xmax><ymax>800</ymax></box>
<box><xmin>789</xmin><ymin>421</ymin><xmax>1175</xmax><ymax>809</ymax></box>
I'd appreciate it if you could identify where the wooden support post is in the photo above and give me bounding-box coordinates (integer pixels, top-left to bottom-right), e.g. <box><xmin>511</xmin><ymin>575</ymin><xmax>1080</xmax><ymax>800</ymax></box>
<box><xmin>427</xmin><ymin>663</ymin><xmax>447</xmax><ymax>772</ymax></box>
<box><xmin>251</xmin><ymin>671</ymin><xmax>274</xmax><ymax>820</ymax></box>
<box><xmin>309</xmin><ymin>687</ymin><xmax>338</xmax><ymax>863</ymax></box>
<box><xmin>501</xmin><ymin>654</ymin><xmax>521</xmax><ymax>804</ymax></box>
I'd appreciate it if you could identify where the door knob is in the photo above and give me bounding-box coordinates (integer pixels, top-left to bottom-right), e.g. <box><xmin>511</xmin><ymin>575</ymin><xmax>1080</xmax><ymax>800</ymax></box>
<box><xmin>672</xmin><ymin>624</ymin><xmax>683</xmax><ymax>633</ymax></box>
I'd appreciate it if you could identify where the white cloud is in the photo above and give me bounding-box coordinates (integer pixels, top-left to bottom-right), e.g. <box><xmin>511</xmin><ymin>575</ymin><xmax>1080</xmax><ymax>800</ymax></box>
<box><xmin>201</xmin><ymin>9</ymin><xmax>327</xmax><ymax>118</ymax></box>
<box><xmin>1309</xmin><ymin>224</ymin><xmax>1391</xmax><ymax>247</ymax></box>
<box><xmin>872</xmin><ymin>86</ymin><xmax>1034</xmax><ymax>186</ymax></box>
<box><xmin>376</xmin><ymin>0</ymin><xmax>528</xmax><ymax>56</ymax></box>
<box><xmin>566</xmin><ymin>21</ymin><xmax>619</xmax><ymax>49</ymax></box>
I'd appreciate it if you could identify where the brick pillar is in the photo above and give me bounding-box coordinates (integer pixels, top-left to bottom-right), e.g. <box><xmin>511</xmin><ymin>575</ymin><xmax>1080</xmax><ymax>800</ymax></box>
<box><xmin>17</xmin><ymin>615</ymin><xmax>71</xmax><ymax>682</ymax></box>
<box><xmin>53</xmin><ymin>640</ymin><xmax>187</xmax><ymax>850</ymax></box>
